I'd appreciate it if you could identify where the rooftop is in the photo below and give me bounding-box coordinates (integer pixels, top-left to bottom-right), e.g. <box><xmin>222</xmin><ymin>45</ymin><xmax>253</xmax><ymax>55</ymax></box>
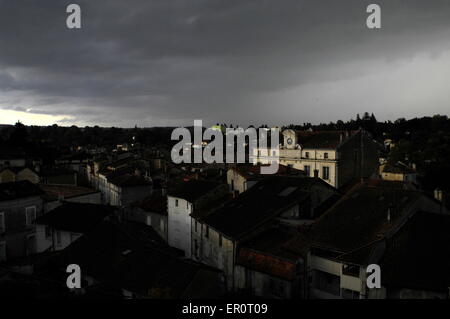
<box><xmin>237</xmin><ymin>226</ymin><xmax>311</xmax><ymax>281</ymax></box>
<box><xmin>35</xmin><ymin>202</ymin><xmax>116</xmax><ymax>233</ymax></box>
<box><xmin>311</xmin><ymin>180</ymin><xmax>428</xmax><ymax>263</ymax></box>
<box><xmin>39</xmin><ymin>184</ymin><xmax>99</xmax><ymax>202</ymax></box>
<box><xmin>203</xmin><ymin>176</ymin><xmax>332</xmax><ymax>239</ymax></box>
<box><xmin>168</xmin><ymin>179</ymin><xmax>223</xmax><ymax>203</ymax></box>
<box><xmin>0</xmin><ymin>166</ymin><xmax>37</xmax><ymax>175</ymax></box>
<box><xmin>52</xmin><ymin>220</ymin><xmax>223</xmax><ymax>297</ymax></box>
<box><xmin>291</xmin><ymin>130</ymin><xmax>358</xmax><ymax>149</ymax></box>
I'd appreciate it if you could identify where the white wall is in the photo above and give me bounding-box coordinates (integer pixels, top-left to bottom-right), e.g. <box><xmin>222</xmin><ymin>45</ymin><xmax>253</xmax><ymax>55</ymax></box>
<box><xmin>167</xmin><ymin>196</ymin><xmax>192</xmax><ymax>258</ymax></box>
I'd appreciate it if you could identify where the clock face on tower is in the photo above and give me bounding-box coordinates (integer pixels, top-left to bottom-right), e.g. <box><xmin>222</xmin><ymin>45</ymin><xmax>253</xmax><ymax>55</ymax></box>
<box><xmin>287</xmin><ymin>138</ymin><xmax>293</xmax><ymax>145</ymax></box>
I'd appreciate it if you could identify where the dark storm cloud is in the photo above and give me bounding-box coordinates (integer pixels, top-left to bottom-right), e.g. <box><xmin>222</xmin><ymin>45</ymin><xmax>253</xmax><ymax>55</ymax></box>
<box><xmin>1</xmin><ymin>0</ymin><xmax>450</xmax><ymax>126</ymax></box>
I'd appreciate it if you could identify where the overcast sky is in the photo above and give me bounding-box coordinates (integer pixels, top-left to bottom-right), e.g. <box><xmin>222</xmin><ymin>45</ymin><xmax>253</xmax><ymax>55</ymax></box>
<box><xmin>1</xmin><ymin>0</ymin><xmax>450</xmax><ymax>127</ymax></box>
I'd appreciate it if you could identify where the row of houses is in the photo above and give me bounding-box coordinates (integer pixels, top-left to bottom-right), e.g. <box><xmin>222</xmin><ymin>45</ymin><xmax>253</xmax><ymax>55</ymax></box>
<box><xmin>165</xmin><ymin>168</ymin><xmax>449</xmax><ymax>298</ymax></box>
<box><xmin>1</xmin><ymin>129</ymin><xmax>448</xmax><ymax>298</ymax></box>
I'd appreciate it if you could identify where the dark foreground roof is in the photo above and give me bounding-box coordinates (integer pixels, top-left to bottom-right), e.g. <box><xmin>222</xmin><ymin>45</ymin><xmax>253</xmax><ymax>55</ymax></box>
<box><xmin>203</xmin><ymin>176</ymin><xmax>332</xmax><ymax>239</ymax></box>
<box><xmin>35</xmin><ymin>202</ymin><xmax>116</xmax><ymax>233</ymax></box>
<box><xmin>53</xmin><ymin>220</ymin><xmax>224</xmax><ymax>298</ymax></box>
<box><xmin>381</xmin><ymin>211</ymin><xmax>450</xmax><ymax>292</ymax></box>
<box><xmin>311</xmin><ymin>181</ymin><xmax>429</xmax><ymax>262</ymax></box>
<box><xmin>0</xmin><ymin>180</ymin><xmax>44</xmax><ymax>201</ymax></box>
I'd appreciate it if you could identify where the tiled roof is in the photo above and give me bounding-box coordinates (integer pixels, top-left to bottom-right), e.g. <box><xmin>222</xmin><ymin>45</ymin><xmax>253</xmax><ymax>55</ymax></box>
<box><xmin>311</xmin><ymin>180</ymin><xmax>426</xmax><ymax>261</ymax></box>
<box><xmin>0</xmin><ymin>166</ymin><xmax>37</xmax><ymax>175</ymax></box>
<box><xmin>39</xmin><ymin>184</ymin><xmax>99</xmax><ymax>202</ymax></box>
<box><xmin>203</xmin><ymin>176</ymin><xmax>331</xmax><ymax>239</ymax></box>
<box><xmin>237</xmin><ymin>226</ymin><xmax>312</xmax><ymax>281</ymax></box>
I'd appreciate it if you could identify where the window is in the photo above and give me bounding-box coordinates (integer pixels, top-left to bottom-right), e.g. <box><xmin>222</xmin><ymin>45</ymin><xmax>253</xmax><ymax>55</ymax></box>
<box><xmin>56</xmin><ymin>231</ymin><xmax>62</xmax><ymax>245</ymax></box>
<box><xmin>0</xmin><ymin>212</ymin><xmax>4</xmax><ymax>233</ymax></box>
<box><xmin>175</xmin><ymin>199</ymin><xmax>179</xmax><ymax>207</ymax></box>
<box><xmin>304</xmin><ymin>165</ymin><xmax>311</xmax><ymax>177</ymax></box>
<box><xmin>45</xmin><ymin>226</ymin><xmax>52</xmax><ymax>239</ymax></box>
<box><xmin>0</xmin><ymin>241</ymin><xmax>6</xmax><ymax>261</ymax></box>
<box><xmin>205</xmin><ymin>226</ymin><xmax>209</xmax><ymax>238</ymax></box>
<box><xmin>324</xmin><ymin>152</ymin><xmax>329</xmax><ymax>159</ymax></box>
<box><xmin>257</xmin><ymin>150</ymin><xmax>261</xmax><ymax>157</ymax></box>
<box><xmin>25</xmin><ymin>206</ymin><xmax>36</xmax><ymax>227</ymax></box>
<box><xmin>322</xmin><ymin>166</ymin><xmax>330</xmax><ymax>180</ymax></box>
<box><xmin>219</xmin><ymin>234</ymin><xmax>223</xmax><ymax>247</ymax></box>
<box><xmin>305</xmin><ymin>152</ymin><xmax>309</xmax><ymax>158</ymax></box>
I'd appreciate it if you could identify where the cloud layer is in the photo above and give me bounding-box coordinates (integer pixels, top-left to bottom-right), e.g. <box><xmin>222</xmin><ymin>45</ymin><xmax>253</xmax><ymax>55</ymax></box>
<box><xmin>1</xmin><ymin>0</ymin><xmax>450</xmax><ymax>127</ymax></box>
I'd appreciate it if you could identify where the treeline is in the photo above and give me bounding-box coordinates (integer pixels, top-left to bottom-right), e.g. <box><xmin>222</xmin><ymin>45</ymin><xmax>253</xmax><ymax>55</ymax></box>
<box><xmin>1</xmin><ymin>114</ymin><xmax>450</xmax><ymax>191</ymax></box>
<box><xmin>0</xmin><ymin>123</ymin><xmax>175</xmax><ymax>164</ymax></box>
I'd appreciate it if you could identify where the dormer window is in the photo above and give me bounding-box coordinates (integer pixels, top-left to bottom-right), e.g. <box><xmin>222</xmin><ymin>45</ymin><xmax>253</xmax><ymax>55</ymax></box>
<box><xmin>324</xmin><ymin>152</ymin><xmax>329</xmax><ymax>159</ymax></box>
<box><xmin>305</xmin><ymin>152</ymin><xmax>309</xmax><ymax>158</ymax></box>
